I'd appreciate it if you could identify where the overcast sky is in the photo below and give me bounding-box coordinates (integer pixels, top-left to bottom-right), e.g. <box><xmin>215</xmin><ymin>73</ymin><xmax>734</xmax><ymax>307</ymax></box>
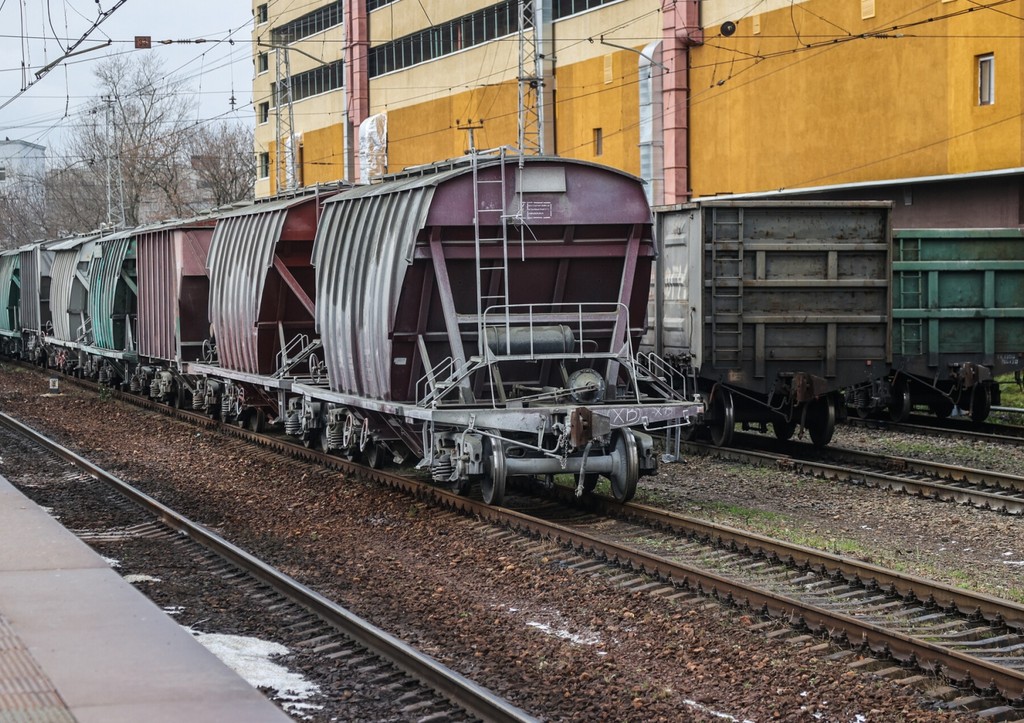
<box><xmin>0</xmin><ymin>0</ymin><xmax>254</xmax><ymax>152</ymax></box>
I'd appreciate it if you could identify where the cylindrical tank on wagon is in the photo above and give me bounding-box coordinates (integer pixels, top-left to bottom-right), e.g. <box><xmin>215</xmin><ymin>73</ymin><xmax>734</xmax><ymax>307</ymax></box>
<box><xmin>311</xmin><ymin>156</ymin><xmax>656</xmax><ymax>402</ymax></box>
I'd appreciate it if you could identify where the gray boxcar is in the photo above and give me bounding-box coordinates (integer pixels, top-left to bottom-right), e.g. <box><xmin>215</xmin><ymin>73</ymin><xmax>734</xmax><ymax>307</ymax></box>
<box><xmin>646</xmin><ymin>201</ymin><xmax>892</xmax><ymax>446</ymax></box>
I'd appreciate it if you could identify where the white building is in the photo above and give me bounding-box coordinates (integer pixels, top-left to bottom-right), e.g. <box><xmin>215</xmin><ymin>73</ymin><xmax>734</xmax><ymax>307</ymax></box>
<box><xmin>0</xmin><ymin>139</ymin><xmax>45</xmax><ymax>188</ymax></box>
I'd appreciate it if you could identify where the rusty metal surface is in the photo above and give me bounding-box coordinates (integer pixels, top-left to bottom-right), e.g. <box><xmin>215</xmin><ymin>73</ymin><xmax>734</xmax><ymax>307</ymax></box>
<box><xmin>137</xmin><ymin>224</ymin><xmax>215</xmax><ymax>363</ymax></box>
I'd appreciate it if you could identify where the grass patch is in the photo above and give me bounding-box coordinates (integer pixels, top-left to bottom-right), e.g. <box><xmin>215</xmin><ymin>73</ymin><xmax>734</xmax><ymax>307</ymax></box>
<box><xmin>997</xmin><ymin>373</ymin><xmax>1024</xmax><ymax>408</ymax></box>
<box><xmin>994</xmin><ymin>373</ymin><xmax>1024</xmax><ymax>424</ymax></box>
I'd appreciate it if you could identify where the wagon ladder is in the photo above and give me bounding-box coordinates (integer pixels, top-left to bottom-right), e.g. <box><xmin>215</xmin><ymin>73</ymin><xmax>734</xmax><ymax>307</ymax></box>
<box><xmin>709</xmin><ymin>208</ymin><xmax>744</xmax><ymax>367</ymax></box>
<box><xmin>472</xmin><ymin>150</ymin><xmax>512</xmax><ymax>354</ymax></box>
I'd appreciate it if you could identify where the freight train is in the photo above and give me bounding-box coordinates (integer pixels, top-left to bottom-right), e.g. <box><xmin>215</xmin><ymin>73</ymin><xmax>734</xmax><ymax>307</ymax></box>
<box><xmin>4</xmin><ymin>154</ymin><xmax>1018</xmax><ymax>480</ymax></box>
<box><xmin>0</xmin><ymin>152</ymin><xmax>703</xmax><ymax>504</ymax></box>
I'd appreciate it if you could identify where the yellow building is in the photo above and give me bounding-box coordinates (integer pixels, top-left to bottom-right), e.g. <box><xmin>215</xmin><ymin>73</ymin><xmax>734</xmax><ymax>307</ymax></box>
<box><xmin>252</xmin><ymin>0</ymin><xmax>1024</xmax><ymax>225</ymax></box>
<box><xmin>252</xmin><ymin>0</ymin><xmax>673</xmax><ymax>197</ymax></box>
<box><xmin>688</xmin><ymin>0</ymin><xmax>1024</xmax><ymax>226</ymax></box>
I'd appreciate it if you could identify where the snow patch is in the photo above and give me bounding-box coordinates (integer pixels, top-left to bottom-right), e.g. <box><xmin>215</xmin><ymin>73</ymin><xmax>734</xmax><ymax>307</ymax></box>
<box><xmin>682</xmin><ymin>698</ymin><xmax>755</xmax><ymax>722</ymax></box>
<box><xmin>124</xmin><ymin>574</ymin><xmax>161</xmax><ymax>584</ymax></box>
<box><xmin>526</xmin><ymin>620</ymin><xmax>602</xmax><ymax>647</ymax></box>
<box><xmin>186</xmin><ymin>629</ymin><xmax>321</xmax><ymax>716</ymax></box>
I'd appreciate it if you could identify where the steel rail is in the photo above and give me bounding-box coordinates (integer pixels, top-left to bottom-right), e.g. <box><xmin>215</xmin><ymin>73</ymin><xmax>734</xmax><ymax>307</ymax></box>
<box><xmin>686</xmin><ymin>435</ymin><xmax>1024</xmax><ymax>515</ymax></box>
<box><xmin>432</xmin><ymin>487</ymin><xmax>1024</xmax><ymax>703</ymax></box>
<box><xmin>0</xmin><ymin>410</ymin><xmax>538</xmax><ymax>723</ymax></box>
<box><xmin>847</xmin><ymin>416</ymin><xmax>1024</xmax><ymax>446</ymax></box>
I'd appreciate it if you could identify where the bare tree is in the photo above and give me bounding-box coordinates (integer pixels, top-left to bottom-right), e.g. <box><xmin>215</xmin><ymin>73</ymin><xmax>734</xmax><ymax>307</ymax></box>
<box><xmin>65</xmin><ymin>54</ymin><xmax>198</xmax><ymax>227</ymax></box>
<box><xmin>1</xmin><ymin>55</ymin><xmax>257</xmax><ymax>242</ymax></box>
<box><xmin>186</xmin><ymin>121</ymin><xmax>256</xmax><ymax>209</ymax></box>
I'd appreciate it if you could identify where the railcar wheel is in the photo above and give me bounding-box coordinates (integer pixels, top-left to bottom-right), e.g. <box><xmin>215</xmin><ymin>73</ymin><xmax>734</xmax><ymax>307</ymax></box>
<box><xmin>320</xmin><ymin>426</ymin><xmax>332</xmax><ymax>453</ymax></box>
<box><xmin>610</xmin><ymin>430</ymin><xmax>639</xmax><ymax>503</ymax></box>
<box><xmin>480</xmin><ymin>437</ymin><xmax>506</xmax><ymax>506</ymax></box>
<box><xmin>708</xmin><ymin>389</ymin><xmax>735</xmax><ymax>447</ymax></box>
<box><xmin>248</xmin><ymin>408</ymin><xmax>266</xmax><ymax>433</ymax></box>
<box><xmin>772</xmin><ymin>417</ymin><xmax>796</xmax><ymax>441</ymax></box>
<box><xmin>889</xmin><ymin>382</ymin><xmax>911</xmax><ymax>422</ymax></box>
<box><xmin>970</xmin><ymin>385</ymin><xmax>991</xmax><ymax>424</ymax></box>
<box><xmin>807</xmin><ymin>397</ymin><xmax>836</xmax><ymax>448</ymax></box>
<box><xmin>366</xmin><ymin>442</ymin><xmax>386</xmax><ymax>470</ymax></box>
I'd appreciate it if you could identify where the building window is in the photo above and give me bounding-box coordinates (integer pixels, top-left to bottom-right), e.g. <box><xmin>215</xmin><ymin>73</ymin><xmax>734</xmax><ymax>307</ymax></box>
<box><xmin>255</xmin><ymin>3</ymin><xmax>268</xmax><ymax>24</ymax></box>
<box><xmin>593</xmin><ymin>128</ymin><xmax>603</xmax><ymax>156</ymax></box>
<box><xmin>0</xmin><ymin>166</ymin><xmax>6</xmax><ymax>181</ymax></box>
<box><xmin>257</xmin><ymin>52</ymin><xmax>269</xmax><ymax>74</ymax></box>
<box><xmin>978</xmin><ymin>53</ymin><xmax>994</xmax><ymax>106</ymax></box>
<box><xmin>271</xmin><ymin>0</ymin><xmax>343</xmax><ymax>45</ymax></box>
<box><xmin>288</xmin><ymin>60</ymin><xmax>344</xmax><ymax>103</ymax></box>
<box><xmin>258</xmin><ymin>152</ymin><xmax>270</xmax><ymax>179</ymax></box>
<box><xmin>258</xmin><ymin>102</ymin><xmax>270</xmax><ymax>124</ymax></box>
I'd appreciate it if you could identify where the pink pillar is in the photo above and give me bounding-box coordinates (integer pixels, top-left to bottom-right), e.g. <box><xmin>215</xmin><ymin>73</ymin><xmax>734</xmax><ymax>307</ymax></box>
<box><xmin>661</xmin><ymin>0</ymin><xmax>701</xmax><ymax>204</ymax></box>
<box><xmin>344</xmin><ymin>1</ymin><xmax>370</xmax><ymax>180</ymax></box>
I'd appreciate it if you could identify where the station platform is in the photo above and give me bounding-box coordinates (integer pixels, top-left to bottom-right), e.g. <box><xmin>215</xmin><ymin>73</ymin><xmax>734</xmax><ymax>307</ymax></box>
<box><xmin>0</xmin><ymin>473</ymin><xmax>292</xmax><ymax>723</ymax></box>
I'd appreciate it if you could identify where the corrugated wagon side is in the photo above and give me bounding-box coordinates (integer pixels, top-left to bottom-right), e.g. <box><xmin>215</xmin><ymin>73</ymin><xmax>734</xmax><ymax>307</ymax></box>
<box><xmin>43</xmin><ymin>236</ymin><xmax>104</xmax><ymax>376</ymax></box>
<box><xmin>188</xmin><ymin>188</ymin><xmax>342</xmax><ymax>426</ymax></box>
<box><xmin>0</xmin><ymin>249</ymin><xmax>20</xmax><ymax>353</ymax></box>
<box><xmin>648</xmin><ymin>201</ymin><xmax>892</xmax><ymax>447</ymax></box>
<box><xmin>886</xmin><ymin>228</ymin><xmax>1024</xmax><ymax>422</ymax></box>
<box><xmin>130</xmin><ymin>219</ymin><xmax>217</xmax><ymax>406</ymax></box>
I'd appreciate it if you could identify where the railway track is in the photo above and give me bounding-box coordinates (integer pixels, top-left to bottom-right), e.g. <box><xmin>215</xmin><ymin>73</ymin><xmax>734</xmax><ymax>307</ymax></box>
<box><xmin>848</xmin><ymin>415</ymin><xmax>1024</xmax><ymax>447</ymax></box>
<box><xmin>15</xmin><ymin>368</ymin><xmax>1024</xmax><ymax>716</ymax></box>
<box><xmin>687</xmin><ymin>431</ymin><xmax>1024</xmax><ymax>515</ymax></box>
<box><xmin>0</xmin><ymin>410</ymin><xmax>537</xmax><ymax>723</ymax></box>
<box><xmin>478</xmin><ymin>482</ymin><xmax>1024</xmax><ymax>712</ymax></box>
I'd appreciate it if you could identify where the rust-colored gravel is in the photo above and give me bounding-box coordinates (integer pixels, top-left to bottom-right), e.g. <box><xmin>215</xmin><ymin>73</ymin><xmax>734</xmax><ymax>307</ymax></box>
<box><xmin>0</xmin><ymin>364</ymin><xmax>985</xmax><ymax>721</ymax></box>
